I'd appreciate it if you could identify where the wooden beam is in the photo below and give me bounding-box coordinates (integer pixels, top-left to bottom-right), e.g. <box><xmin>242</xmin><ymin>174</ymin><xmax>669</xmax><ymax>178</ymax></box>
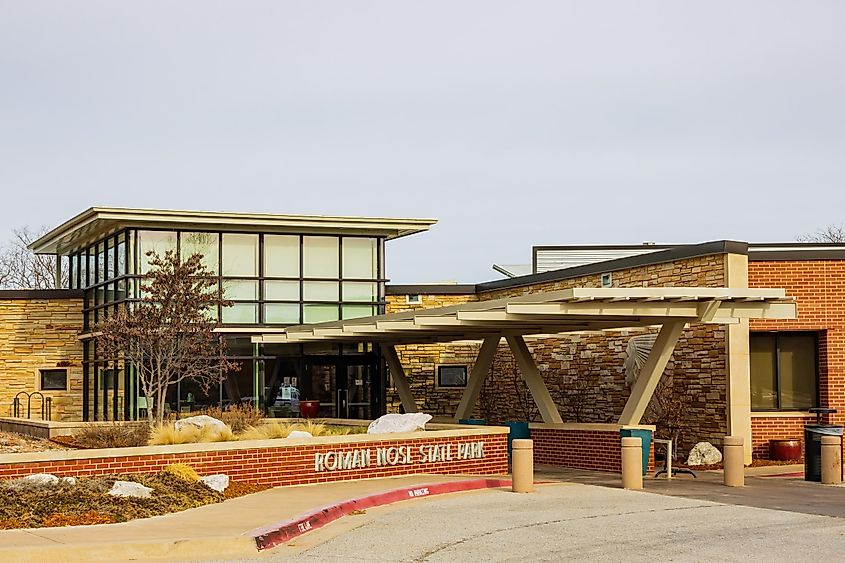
<box><xmin>454</xmin><ymin>336</ymin><xmax>501</xmax><ymax>422</ymax></box>
<box><xmin>505</xmin><ymin>335</ymin><xmax>563</xmax><ymax>424</ymax></box>
<box><xmin>381</xmin><ymin>345</ymin><xmax>418</xmax><ymax>413</ymax></box>
<box><xmin>618</xmin><ymin>320</ymin><xmax>686</xmax><ymax>425</ymax></box>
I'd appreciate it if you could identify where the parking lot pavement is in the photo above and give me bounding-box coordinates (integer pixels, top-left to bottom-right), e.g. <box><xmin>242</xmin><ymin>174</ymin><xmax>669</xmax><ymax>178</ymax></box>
<box><xmin>236</xmin><ymin>482</ymin><xmax>845</xmax><ymax>562</ymax></box>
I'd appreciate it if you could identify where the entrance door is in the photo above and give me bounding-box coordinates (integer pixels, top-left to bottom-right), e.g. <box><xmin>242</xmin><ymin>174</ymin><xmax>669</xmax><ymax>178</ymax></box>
<box><xmin>305</xmin><ymin>358</ymin><xmax>374</xmax><ymax>419</ymax></box>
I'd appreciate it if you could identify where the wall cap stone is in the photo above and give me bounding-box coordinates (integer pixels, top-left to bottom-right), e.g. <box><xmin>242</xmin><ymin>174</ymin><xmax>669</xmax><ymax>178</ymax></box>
<box><xmin>530</xmin><ymin>422</ymin><xmax>657</xmax><ymax>432</ymax></box>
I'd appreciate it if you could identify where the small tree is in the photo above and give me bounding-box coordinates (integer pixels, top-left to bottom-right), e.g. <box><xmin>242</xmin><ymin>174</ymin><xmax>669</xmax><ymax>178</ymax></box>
<box><xmin>0</xmin><ymin>226</ymin><xmax>66</xmax><ymax>289</ymax></box>
<box><xmin>798</xmin><ymin>224</ymin><xmax>845</xmax><ymax>243</ymax></box>
<box><xmin>96</xmin><ymin>250</ymin><xmax>236</xmax><ymax>424</ymax></box>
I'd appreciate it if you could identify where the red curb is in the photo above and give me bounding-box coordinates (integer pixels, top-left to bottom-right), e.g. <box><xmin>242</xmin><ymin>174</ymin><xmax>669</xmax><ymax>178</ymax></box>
<box><xmin>250</xmin><ymin>478</ymin><xmax>512</xmax><ymax>551</ymax></box>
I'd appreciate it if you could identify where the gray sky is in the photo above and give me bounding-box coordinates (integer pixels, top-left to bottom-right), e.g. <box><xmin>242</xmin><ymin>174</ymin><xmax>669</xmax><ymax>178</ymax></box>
<box><xmin>1</xmin><ymin>1</ymin><xmax>843</xmax><ymax>283</ymax></box>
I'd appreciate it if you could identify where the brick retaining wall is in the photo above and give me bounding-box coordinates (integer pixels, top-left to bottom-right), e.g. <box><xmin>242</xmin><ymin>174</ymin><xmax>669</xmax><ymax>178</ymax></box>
<box><xmin>530</xmin><ymin>424</ymin><xmax>655</xmax><ymax>473</ymax></box>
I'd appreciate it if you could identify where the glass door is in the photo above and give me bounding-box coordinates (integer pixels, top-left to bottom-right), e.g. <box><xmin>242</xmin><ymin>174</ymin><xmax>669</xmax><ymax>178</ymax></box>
<box><xmin>344</xmin><ymin>363</ymin><xmax>373</xmax><ymax>420</ymax></box>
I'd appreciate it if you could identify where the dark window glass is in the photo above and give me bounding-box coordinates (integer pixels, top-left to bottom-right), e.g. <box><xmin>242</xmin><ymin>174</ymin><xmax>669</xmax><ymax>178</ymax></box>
<box><xmin>437</xmin><ymin>365</ymin><xmax>467</xmax><ymax>388</ymax></box>
<box><xmin>750</xmin><ymin>333</ymin><xmax>818</xmax><ymax>411</ymax></box>
<box><xmin>40</xmin><ymin>369</ymin><xmax>68</xmax><ymax>390</ymax></box>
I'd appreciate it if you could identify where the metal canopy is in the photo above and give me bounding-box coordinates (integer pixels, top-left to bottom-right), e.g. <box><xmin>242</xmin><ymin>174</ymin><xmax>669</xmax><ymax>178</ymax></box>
<box><xmin>251</xmin><ymin>287</ymin><xmax>797</xmax><ymax>346</ymax></box>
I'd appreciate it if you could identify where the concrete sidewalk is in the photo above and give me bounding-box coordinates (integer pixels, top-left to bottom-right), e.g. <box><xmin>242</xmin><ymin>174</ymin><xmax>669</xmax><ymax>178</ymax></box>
<box><xmin>0</xmin><ymin>474</ymin><xmax>501</xmax><ymax>562</ymax></box>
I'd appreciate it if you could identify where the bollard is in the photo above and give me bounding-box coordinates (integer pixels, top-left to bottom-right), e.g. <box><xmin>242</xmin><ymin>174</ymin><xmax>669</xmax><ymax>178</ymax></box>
<box><xmin>821</xmin><ymin>435</ymin><xmax>842</xmax><ymax>485</ymax></box>
<box><xmin>511</xmin><ymin>439</ymin><xmax>534</xmax><ymax>493</ymax></box>
<box><xmin>723</xmin><ymin>436</ymin><xmax>744</xmax><ymax>487</ymax></box>
<box><xmin>621</xmin><ymin>437</ymin><xmax>643</xmax><ymax>490</ymax></box>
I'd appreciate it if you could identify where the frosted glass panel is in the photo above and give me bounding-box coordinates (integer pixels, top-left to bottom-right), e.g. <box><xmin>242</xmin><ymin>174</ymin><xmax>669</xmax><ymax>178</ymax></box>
<box><xmin>303</xmin><ymin>304</ymin><xmax>338</xmax><ymax>323</ymax></box>
<box><xmin>342</xmin><ymin>238</ymin><xmax>377</xmax><ymax>279</ymax></box>
<box><xmin>264</xmin><ymin>303</ymin><xmax>300</xmax><ymax>324</ymax></box>
<box><xmin>342</xmin><ymin>282</ymin><xmax>377</xmax><ymax>302</ymax></box>
<box><xmin>778</xmin><ymin>335</ymin><xmax>817</xmax><ymax>410</ymax></box>
<box><xmin>223</xmin><ymin>303</ymin><xmax>257</xmax><ymax>324</ymax></box>
<box><xmin>303</xmin><ymin>281</ymin><xmax>339</xmax><ymax>301</ymax></box>
<box><xmin>265</xmin><ymin>280</ymin><xmax>299</xmax><ymax>300</ymax></box>
<box><xmin>265</xmin><ymin>235</ymin><xmax>300</xmax><ymax>277</ymax></box>
<box><xmin>750</xmin><ymin>335</ymin><xmax>777</xmax><ymax>410</ymax></box>
<box><xmin>139</xmin><ymin>231</ymin><xmax>176</xmax><ymax>274</ymax></box>
<box><xmin>222</xmin><ymin>233</ymin><xmax>258</xmax><ymax>276</ymax></box>
<box><xmin>303</xmin><ymin>237</ymin><xmax>338</xmax><ymax>279</ymax></box>
<box><xmin>342</xmin><ymin>305</ymin><xmax>375</xmax><ymax>320</ymax></box>
<box><xmin>181</xmin><ymin>232</ymin><xmax>219</xmax><ymax>273</ymax></box>
<box><xmin>223</xmin><ymin>280</ymin><xmax>258</xmax><ymax>301</ymax></box>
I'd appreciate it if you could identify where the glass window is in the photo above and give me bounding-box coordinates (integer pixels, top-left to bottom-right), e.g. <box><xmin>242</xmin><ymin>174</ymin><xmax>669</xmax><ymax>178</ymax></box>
<box><xmin>264</xmin><ymin>280</ymin><xmax>299</xmax><ymax>301</ymax></box>
<box><xmin>342</xmin><ymin>304</ymin><xmax>375</xmax><ymax>320</ymax></box>
<box><xmin>139</xmin><ymin>231</ymin><xmax>176</xmax><ymax>274</ymax></box>
<box><xmin>342</xmin><ymin>282</ymin><xmax>377</xmax><ymax>302</ymax></box>
<box><xmin>265</xmin><ymin>235</ymin><xmax>300</xmax><ymax>278</ymax></box>
<box><xmin>181</xmin><ymin>232</ymin><xmax>219</xmax><ymax>274</ymax></box>
<box><xmin>116</xmin><ymin>234</ymin><xmax>126</xmax><ymax>277</ymax></box>
<box><xmin>437</xmin><ymin>365</ymin><xmax>467</xmax><ymax>388</ymax></box>
<box><xmin>96</xmin><ymin>242</ymin><xmax>106</xmax><ymax>283</ymax></box>
<box><xmin>40</xmin><ymin>369</ymin><xmax>68</xmax><ymax>391</ymax></box>
<box><xmin>303</xmin><ymin>281</ymin><xmax>339</xmax><ymax>301</ymax></box>
<box><xmin>69</xmin><ymin>254</ymin><xmax>78</xmax><ymax>289</ymax></box>
<box><xmin>223</xmin><ymin>303</ymin><xmax>258</xmax><ymax>324</ymax></box>
<box><xmin>264</xmin><ymin>303</ymin><xmax>300</xmax><ymax>324</ymax></box>
<box><xmin>342</xmin><ymin>238</ymin><xmax>377</xmax><ymax>279</ymax></box>
<box><xmin>107</xmin><ymin>237</ymin><xmax>116</xmax><ymax>280</ymax></box>
<box><xmin>79</xmin><ymin>252</ymin><xmax>88</xmax><ymax>289</ymax></box>
<box><xmin>750</xmin><ymin>333</ymin><xmax>818</xmax><ymax>411</ymax></box>
<box><xmin>303</xmin><ymin>236</ymin><xmax>338</xmax><ymax>279</ymax></box>
<box><xmin>223</xmin><ymin>280</ymin><xmax>258</xmax><ymax>301</ymax></box>
<box><xmin>222</xmin><ymin>233</ymin><xmax>258</xmax><ymax>277</ymax></box>
<box><xmin>303</xmin><ymin>304</ymin><xmax>338</xmax><ymax>323</ymax></box>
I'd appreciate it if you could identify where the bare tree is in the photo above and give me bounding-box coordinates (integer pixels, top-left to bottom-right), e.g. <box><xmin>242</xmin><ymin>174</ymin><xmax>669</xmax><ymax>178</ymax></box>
<box><xmin>0</xmin><ymin>226</ymin><xmax>66</xmax><ymax>289</ymax></box>
<box><xmin>798</xmin><ymin>224</ymin><xmax>845</xmax><ymax>243</ymax></box>
<box><xmin>96</xmin><ymin>250</ymin><xmax>236</xmax><ymax>424</ymax></box>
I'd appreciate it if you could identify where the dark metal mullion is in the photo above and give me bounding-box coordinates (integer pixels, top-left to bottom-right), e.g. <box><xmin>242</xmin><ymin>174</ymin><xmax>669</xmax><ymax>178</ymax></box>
<box><xmin>82</xmin><ymin>342</ymin><xmax>90</xmax><ymax>421</ymax></box>
<box><xmin>299</xmin><ymin>235</ymin><xmax>304</xmax><ymax>324</ymax></box>
<box><xmin>338</xmin><ymin>237</ymin><xmax>343</xmax><ymax>320</ymax></box>
<box><xmin>774</xmin><ymin>333</ymin><xmax>782</xmax><ymax>410</ymax></box>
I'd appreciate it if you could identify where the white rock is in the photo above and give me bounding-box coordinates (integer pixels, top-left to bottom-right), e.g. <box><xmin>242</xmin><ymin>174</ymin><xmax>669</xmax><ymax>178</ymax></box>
<box><xmin>61</xmin><ymin>476</ymin><xmax>77</xmax><ymax>486</ymax></box>
<box><xmin>286</xmin><ymin>430</ymin><xmax>313</xmax><ymax>439</ymax></box>
<box><xmin>367</xmin><ymin>413</ymin><xmax>433</xmax><ymax>434</ymax></box>
<box><xmin>22</xmin><ymin>473</ymin><xmax>60</xmax><ymax>486</ymax></box>
<box><xmin>686</xmin><ymin>442</ymin><xmax>723</xmax><ymax>466</ymax></box>
<box><xmin>200</xmin><ymin>474</ymin><xmax>230</xmax><ymax>492</ymax></box>
<box><xmin>174</xmin><ymin>415</ymin><xmax>227</xmax><ymax>433</ymax></box>
<box><xmin>108</xmin><ymin>480</ymin><xmax>153</xmax><ymax>498</ymax></box>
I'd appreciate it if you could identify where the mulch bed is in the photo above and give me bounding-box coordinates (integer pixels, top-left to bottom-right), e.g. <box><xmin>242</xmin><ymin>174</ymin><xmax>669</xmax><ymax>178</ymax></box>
<box><xmin>0</xmin><ymin>472</ymin><xmax>270</xmax><ymax>529</ymax></box>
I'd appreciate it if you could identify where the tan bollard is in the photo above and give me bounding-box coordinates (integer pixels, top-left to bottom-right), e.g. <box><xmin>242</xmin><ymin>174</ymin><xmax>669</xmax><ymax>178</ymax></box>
<box><xmin>821</xmin><ymin>435</ymin><xmax>842</xmax><ymax>485</ymax></box>
<box><xmin>621</xmin><ymin>436</ymin><xmax>643</xmax><ymax>490</ymax></box>
<box><xmin>723</xmin><ymin>436</ymin><xmax>744</xmax><ymax>487</ymax></box>
<box><xmin>512</xmin><ymin>439</ymin><xmax>534</xmax><ymax>493</ymax></box>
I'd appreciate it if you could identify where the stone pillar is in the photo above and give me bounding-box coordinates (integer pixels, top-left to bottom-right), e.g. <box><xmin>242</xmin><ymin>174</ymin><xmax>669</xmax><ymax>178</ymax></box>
<box><xmin>821</xmin><ymin>435</ymin><xmax>842</xmax><ymax>485</ymax></box>
<box><xmin>725</xmin><ymin>253</ymin><xmax>753</xmax><ymax>465</ymax></box>
<box><xmin>512</xmin><ymin>439</ymin><xmax>534</xmax><ymax>493</ymax></box>
<box><xmin>723</xmin><ymin>436</ymin><xmax>744</xmax><ymax>487</ymax></box>
<box><xmin>621</xmin><ymin>437</ymin><xmax>643</xmax><ymax>490</ymax></box>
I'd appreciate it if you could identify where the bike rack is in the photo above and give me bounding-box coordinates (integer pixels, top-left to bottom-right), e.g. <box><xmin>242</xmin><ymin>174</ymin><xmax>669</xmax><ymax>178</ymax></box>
<box><xmin>11</xmin><ymin>391</ymin><xmax>51</xmax><ymax>421</ymax></box>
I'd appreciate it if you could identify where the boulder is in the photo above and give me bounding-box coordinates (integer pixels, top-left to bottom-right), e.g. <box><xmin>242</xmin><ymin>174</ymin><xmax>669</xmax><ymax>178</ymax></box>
<box><xmin>367</xmin><ymin>413</ymin><xmax>433</xmax><ymax>435</ymax></box>
<box><xmin>61</xmin><ymin>476</ymin><xmax>77</xmax><ymax>486</ymax></box>
<box><xmin>287</xmin><ymin>430</ymin><xmax>313</xmax><ymax>439</ymax></box>
<box><xmin>174</xmin><ymin>415</ymin><xmax>227</xmax><ymax>433</ymax></box>
<box><xmin>686</xmin><ymin>442</ymin><xmax>723</xmax><ymax>466</ymax></box>
<box><xmin>108</xmin><ymin>480</ymin><xmax>153</xmax><ymax>498</ymax></box>
<box><xmin>200</xmin><ymin>474</ymin><xmax>230</xmax><ymax>492</ymax></box>
<box><xmin>22</xmin><ymin>473</ymin><xmax>60</xmax><ymax>486</ymax></box>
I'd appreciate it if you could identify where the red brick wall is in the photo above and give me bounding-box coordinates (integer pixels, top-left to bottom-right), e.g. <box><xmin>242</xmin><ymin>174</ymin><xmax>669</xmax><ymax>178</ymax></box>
<box><xmin>749</xmin><ymin>259</ymin><xmax>845</xmax><ymax>454</ymax></box>
<box><xmin>0</xmin><ymin>433</ymin><xmax>508</xmax><ymax>486</ymax></box>
<box><xmin>532</xmin><ymin>428</ymin><xmax>655</xmax><ymax>473</ymax></box>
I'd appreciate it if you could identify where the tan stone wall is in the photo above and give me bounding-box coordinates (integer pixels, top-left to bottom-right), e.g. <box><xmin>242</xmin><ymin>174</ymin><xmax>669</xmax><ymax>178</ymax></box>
<box><xmin>0</xmin><ymin>298</ymin><xmax>84</xmax><ymax>421</ymax></box>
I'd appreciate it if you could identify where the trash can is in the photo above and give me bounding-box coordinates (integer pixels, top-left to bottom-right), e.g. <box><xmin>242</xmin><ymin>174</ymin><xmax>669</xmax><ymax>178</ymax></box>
<box><xmin>804</xmin><ymin>425</ymin><xmax>843</xmax><ymax>482</ymax></box>
<box><xmin>505</xmin><ymin>421</ymin><xmax>531</xmax><ymax>462</ymax></box>
<box><xmin>620</xmin><ymin>428</ymin><xmax>653</xmax><ymax>476</ymax></box>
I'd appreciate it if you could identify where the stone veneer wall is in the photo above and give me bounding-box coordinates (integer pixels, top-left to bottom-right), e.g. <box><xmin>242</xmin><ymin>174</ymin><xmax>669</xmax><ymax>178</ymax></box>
<box><xmin>387</xmin><ymin>254</ymin><xmax>731</xmax><ymax>456</ymax></box>
<box><xmin>0</xmin><ymin>296</ymin><xmax>84</xmax><ymax>421</ymax></box>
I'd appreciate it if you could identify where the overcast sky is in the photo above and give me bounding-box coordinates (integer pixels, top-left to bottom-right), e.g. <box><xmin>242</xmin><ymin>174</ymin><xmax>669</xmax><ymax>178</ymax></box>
<box><xmin>1</xmin><ymin>2</ymin><xmax>843</xmax><ymax>283</ymax></box>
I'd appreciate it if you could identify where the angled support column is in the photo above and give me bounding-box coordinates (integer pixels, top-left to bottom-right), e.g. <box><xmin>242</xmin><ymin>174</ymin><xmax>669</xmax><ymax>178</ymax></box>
<box><xmin>381</xmin><ymin>344</ymin><xmax>418</xmax><ymax>413</ymax></box>
<box><xmin>454</xmin><ymin>336</ymin><xmax>501</xmax><ymax>422</ymax></box>
<box><xmin>619</xmin><ymin>319</ymin><xmax>686</xmax><ymax>426</ymax></box>
<box><xmin>505</xmin><ymin>335</ymin><xmax>563</xmax><ymax>424</ymax></box>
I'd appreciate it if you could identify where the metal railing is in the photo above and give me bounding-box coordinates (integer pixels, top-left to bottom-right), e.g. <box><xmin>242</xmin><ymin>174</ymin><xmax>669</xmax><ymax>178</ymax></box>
<box><xmin>11</xmin><ymin>391</ymin><xmax>52</xmax><ymax>421</ymax></box>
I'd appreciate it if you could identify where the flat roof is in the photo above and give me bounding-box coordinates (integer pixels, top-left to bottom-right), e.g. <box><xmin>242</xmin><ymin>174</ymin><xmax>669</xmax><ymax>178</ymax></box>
<box><xmin>253</xmin><ymin>287</ymin><xmax>796</xmax><ymax>345</ymax></box>
<box><xmin>29</xmin><ymin>207</ymin><xmax>438</xmax><ymax>255</ymax></box>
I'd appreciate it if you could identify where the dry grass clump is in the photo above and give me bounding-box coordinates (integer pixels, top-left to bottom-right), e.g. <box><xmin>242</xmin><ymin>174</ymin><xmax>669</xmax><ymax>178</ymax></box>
<box><xmin>164</xmin><ymin>463</ymin><xmax>200</xmax><ymax>482</ymax></box>
<box><xmin>199</xmin><ymin>404</ymin><xmax>264</xmax><ymax>433</ymax></box>
<box><xmin>148</xmin><ymin>423</ymin><xmax>235</xmax><ymax>445</ymax></box>
<box><xmin>238</xmin><ymin>420</ymin><xmax>360</xmax><ymax>441</ymax></box>
<box><xmin>72</xmin><ymin>423</ymin><xmax>151</xmax><ymax>449</ymax></box>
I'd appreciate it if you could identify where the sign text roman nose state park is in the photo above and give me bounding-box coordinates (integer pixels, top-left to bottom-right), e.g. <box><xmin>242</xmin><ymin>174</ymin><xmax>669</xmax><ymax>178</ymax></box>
<box><xmin>314</xmin><ymin>441</ymin><xmax>485</xmax><ymax>472</ymax></box>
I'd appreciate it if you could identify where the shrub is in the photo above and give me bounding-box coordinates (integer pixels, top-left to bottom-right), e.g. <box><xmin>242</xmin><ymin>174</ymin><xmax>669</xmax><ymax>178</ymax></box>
<box><xmin>238</xmin><ymin>421</ymin><xmax>291</xmax><ymax>441</ymax></box>
<box><xmin>164</xmin><ymin>463</ymin><xmax>200</xmax><ymax>482</ymax></box>
<box><xmin>199</xmin><ymin>404</ymin><xmax>263</xmax><ymax>433</ymax></box>
<box><xmin>72</xmin><ymin>423</ymin><xmax>151</xmax><ymax>449</ymax></box>
<box><xmin>148</xmin><ymin>423</ymin><xmax>235</xmax><ymax>445</ymax></box>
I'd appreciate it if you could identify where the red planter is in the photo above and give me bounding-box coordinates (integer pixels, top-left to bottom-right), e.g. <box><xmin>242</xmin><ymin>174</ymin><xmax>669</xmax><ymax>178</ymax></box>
<box><xmin>299</xmin><ymin>400</ymin><xmax>320</xmax><ymax>419</ymax></box>
<box><xmin>769</xmin><ymin>439</ymin><xmax>802</xmax><ymax>461</ymax></box>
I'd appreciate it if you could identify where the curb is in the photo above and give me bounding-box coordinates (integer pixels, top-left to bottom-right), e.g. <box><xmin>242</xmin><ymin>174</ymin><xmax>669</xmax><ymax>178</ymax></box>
<box><xmin>249</xmin><ymin>477</ymin><xmax>512</xmax><ymax>551</ymax></box>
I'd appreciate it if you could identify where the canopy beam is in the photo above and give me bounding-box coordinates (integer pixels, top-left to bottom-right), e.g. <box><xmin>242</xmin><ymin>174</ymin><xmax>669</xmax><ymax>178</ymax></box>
<box><xmin>454</xmin><ymin>336</ymin><xmax>501</xmax><ymax>422</ymax></box>
<box><xmin>381</xmin><ymin>345</ymin><xmax>418</xmax><ymax>414</ymax></box>
<box><xmin>505</xmin><ymin>335</ymin><xmax>563</xmax><ymax>424</ymax></box>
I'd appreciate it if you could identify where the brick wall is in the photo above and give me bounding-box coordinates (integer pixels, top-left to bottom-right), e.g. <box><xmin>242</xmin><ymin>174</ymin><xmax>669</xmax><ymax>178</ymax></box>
<box><xmin>0</xmin><ymin>429</ymin><xmax>509</xmax><ymax>487</ymax></box>
<box><xmin>0</xmin><ymin>296</ymin><xmax>84</xmax><ymax>421</ymax></box>
<box><xmin>531</xmin><ymin>426</ymin><xmax>655</xmax><ymax>473</ymax></box>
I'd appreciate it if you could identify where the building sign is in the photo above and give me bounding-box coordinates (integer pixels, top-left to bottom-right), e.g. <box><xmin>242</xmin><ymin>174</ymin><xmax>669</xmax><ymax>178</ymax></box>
<box><xmin>314</xmin><ymin>441</ymin><xmax>485</xmax><ymax>472</ymax></box>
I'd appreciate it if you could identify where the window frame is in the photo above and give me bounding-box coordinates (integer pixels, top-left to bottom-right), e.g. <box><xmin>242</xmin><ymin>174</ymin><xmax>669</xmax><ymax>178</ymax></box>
<box><xmin>436</xmin><ymin>364</ymin><xmax>468</xmax><ymax>389</ymax></box>
<box><xmin>750</xmin><ymin>331</ymin><xmax>820</xmax><ymax>412</ymax></box>
<box><xmin>39</xmin><ymin>368</ymin><xmax>68</xmax><ymax>391</ymax></box>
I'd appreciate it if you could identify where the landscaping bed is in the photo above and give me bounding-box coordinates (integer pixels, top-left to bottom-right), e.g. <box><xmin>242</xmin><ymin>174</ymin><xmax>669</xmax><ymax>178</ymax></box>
<box><xmin>0</xmin><ymin>431</ymin><xmax>67</xmax><ymax>454</ymax></box>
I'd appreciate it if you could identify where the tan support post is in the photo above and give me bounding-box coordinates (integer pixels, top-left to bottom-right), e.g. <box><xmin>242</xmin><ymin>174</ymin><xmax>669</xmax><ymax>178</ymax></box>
<box><xmin>723</xmin><ymin>436</ymin><xmax>744</xmax><ymax>487</ymax></box>
<box><xmin>454</xmin><ymin>336</ymin><xmax>501</xmax><ymax>422</ymax></box>
<box><xmin>621</xmin><ymin>436</ymin><xmax>643</xmax><ymax>490</ymax></box>
<box><xmin>821</xmin><ymin>435</ymin><xmax>842</xmax><ymax>485</ymax></box>
<box><xmin>505</xmin><ymin>335</ymin><xmax>563</xmax><ymax>424</ymax></box>
<box><xmin>380</xmin><ymin>344</ymin><xmax>418</xmax><ymax>414</ymax></box>
<box><xmin>512</xmin><ymin>439</ymin><xmax>534</xmax><ymax>493</ymax></box>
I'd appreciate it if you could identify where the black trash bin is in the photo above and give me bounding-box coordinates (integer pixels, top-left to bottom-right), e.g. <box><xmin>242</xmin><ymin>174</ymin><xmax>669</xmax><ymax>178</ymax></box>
<box><xmin>804</xmin><ymin>408</ymin><xmax>843</xmax><ymax>482</ymax></box>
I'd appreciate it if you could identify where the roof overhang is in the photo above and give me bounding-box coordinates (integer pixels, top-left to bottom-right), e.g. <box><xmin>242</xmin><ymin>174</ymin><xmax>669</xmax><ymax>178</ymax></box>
<box><xmin>252</xmin><ymin>287</ymin><xmax>797</xmax><ymax>345</ymax></box>
<box><xmin>29</xmin><ymin>207</ymin><xmax>437</xmax><ymax>255</ymax></box>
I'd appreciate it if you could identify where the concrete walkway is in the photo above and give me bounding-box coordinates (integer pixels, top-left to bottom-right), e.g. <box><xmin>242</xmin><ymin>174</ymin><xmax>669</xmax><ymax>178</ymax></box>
<box><xmin>0</xmin><ymin>474</ymin><xmax>496</xmax><ymax>562</ymax></box>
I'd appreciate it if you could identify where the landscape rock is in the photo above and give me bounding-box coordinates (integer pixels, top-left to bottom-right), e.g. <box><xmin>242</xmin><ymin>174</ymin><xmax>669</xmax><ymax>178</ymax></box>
<box><xmin>22</xmin><ymin>473</ymin><xmax>60</xmax><ymax>486</ymax></box>
<box><xmin>174</xmin><ymin>415</ymin><xmax>227</xmax><ymax>433</ymax></box>
<box><xmin>108</xmin><ymin>480</ymin><xmax>153</xmax><ymax>498</ymax></box>
<box><xmin>200</xmin><ymin>474</ymin><xmax>230</xmax><ymax>492</ymax></box>
<box><xmin>61</xmin><ymin>476</ymin><xmax>77</xmax><ymax>486</ymax></box>
<box><xmin>287</xmin><ymin>430</ymin><xmax>313</xmax><ymax>439</ymax></box>
<box><xmin>687</xmin><ymin>441</ymin><xmax>723</xmax><ymax>466</ymax></box>
<box><xmin>367</xmin><ymin>413</ymin><xmax>433</xmax><ymax>434</ymax></box>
